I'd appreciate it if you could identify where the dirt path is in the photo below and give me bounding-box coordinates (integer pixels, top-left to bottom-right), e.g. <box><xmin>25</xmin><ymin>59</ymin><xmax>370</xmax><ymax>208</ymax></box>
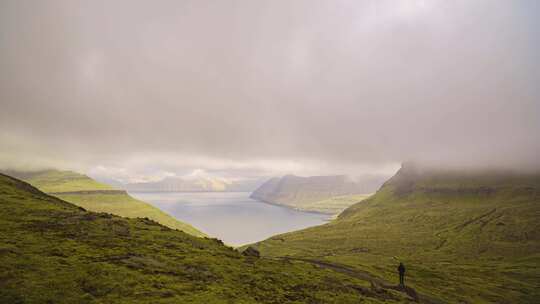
<box><xmin>277</xmin><ymin>257</ymin><xmax>445</xmax><ymax>304</ymax></box>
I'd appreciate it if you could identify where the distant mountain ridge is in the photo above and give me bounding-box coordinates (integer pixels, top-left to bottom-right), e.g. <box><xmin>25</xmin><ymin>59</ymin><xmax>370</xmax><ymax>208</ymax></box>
<box><xmin>123</xmin><ymin>176</ymin><xmax>265</xmax><ymax>192</ymax></box>
<box><xmin>250</xmin><ymin>174</ymin><xmax>386</xmax><ymax>214</ymax></box>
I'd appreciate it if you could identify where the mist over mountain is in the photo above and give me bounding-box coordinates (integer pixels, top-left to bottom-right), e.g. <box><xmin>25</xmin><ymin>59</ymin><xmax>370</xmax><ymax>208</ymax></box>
<box><xmin>1</xmin><ymin>0</ymin><xmax>539</xmax><ymax>178</ymax></box>
<box><xmin>1</xmin><ymin>1</ymin><xmax>539</xmax><ymax>303</ymax></box>
<box><xmin>123</xmin><ymin>176</ymin><xmax>266</xmax><ymax>192</ymax></box>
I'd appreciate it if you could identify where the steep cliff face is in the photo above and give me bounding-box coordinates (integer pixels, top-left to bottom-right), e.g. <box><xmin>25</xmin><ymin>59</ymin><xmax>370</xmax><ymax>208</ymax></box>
<box><xmin>250</xmin><ymin>175</ymin><xmax>385</xmax><ymax>213</ymax></box>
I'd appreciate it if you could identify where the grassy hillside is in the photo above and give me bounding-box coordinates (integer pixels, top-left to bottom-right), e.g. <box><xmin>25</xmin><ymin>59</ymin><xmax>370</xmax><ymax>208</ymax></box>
<box><xmin>300</xmin><ymin>194</ymin><xmax>373</xmax><ymax>215</ymax></box>
<box><xmin>4</xmin><ymin>170</ymin><xmax>205</xmax><ymax>237</ymax></box>
<box><xmin>250</xmin><ymin>164</ymin><xmax>540</xmax><ymax>303</ymax></box>
<box><xmin>7</xmin><ymin>169</ymin><xmax>114</xmax><ymax>193</ymax></box>
<box><xmin>0</xmin><ymin>173</ymin><xmax>413</xmax><ymax>303</ymax></box>
<box><xmin>251</xmin><ymin>175</ymin><xmax>381</xmax><ymax>214</ymax></box>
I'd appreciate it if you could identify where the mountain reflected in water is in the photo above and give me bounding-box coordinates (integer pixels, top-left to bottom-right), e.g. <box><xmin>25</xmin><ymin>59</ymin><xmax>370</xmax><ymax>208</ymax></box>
<box><xmin>129</xmin><ymin>191</ymin><xmax>330</xmax><ymax>246</ymax></box>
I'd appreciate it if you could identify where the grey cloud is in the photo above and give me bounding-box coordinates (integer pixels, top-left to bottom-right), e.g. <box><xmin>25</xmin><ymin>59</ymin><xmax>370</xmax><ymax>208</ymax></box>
<box><xmin>1</xmin><ymin>0</ymin><xmax>539</xmax><ymax>177</ymax></box>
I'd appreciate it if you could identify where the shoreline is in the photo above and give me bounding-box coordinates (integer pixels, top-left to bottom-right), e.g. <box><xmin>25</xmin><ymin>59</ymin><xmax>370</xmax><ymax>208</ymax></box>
<box><xmin>249</xmin><ymin>196</ymin><xmax>335</xmax><ymax>217</ymax></box>
<box><xmin>129</xmin><ymin>190</ymin><xmax>333</xmax><ymax>217</ymax></box>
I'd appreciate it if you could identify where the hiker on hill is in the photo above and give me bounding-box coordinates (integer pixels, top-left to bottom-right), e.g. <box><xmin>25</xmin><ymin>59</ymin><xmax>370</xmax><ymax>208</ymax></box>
<box><xmin>398</xmin><ymin>262</ymin><xmax>406</xmax><ymax>286</ymax></box>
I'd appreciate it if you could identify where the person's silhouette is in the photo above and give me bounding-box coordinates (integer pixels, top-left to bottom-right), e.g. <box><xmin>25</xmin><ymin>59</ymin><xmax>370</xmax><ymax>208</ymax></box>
<box><xmin>398</xmin><ymin>262</ymin><xmax>406</xmax><ymax>286</ymax></box>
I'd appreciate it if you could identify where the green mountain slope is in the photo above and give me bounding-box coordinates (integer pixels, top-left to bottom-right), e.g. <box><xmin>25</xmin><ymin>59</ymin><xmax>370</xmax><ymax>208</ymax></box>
<box><xmin>6</xmin><ymin>169</ymin><xmax>115</xmax><ymax>193</ymax></box>
<box><xmin>4</xmin><ymin>170</ymin><xmax>205</xmax><ymax>237</ymax></box>
<box><xmin>301</xmin><ymin>194</ymin><xmax>373</xmax><ymax>215</ymax></box>
<box><xmin>250</xmin><ymin>164</ymin><xmax>540</xmax><ymax>303</ymax></box>
<box><xmin>0</xmin><ymin>173</ymin><xmax>413</xmax><ymax>303</ymax></box>
<box><xmin>251</xmin><ymin>175</ymin><xmax>381</xmax><ymax>214</ymax></box>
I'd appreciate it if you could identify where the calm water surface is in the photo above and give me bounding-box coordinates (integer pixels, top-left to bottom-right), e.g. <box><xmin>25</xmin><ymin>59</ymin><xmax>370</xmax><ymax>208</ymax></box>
<box><xmin>129</xmin><ymin>192</ymin><xmax>329</xmax><ymax>246</ymax></box>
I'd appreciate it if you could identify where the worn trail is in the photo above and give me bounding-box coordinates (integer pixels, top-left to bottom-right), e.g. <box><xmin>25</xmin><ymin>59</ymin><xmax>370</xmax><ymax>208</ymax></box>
<box><xmin>276</xmin><ymin>257</ymin><xmax>445</xmax><ymax>304</ymax></box>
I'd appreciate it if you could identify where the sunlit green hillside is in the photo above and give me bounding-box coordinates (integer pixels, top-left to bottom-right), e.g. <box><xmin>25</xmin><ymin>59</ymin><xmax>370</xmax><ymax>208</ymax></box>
<box><xmin>0</xmin><ymin>173</ymin><xmax>413</xmax><ymax>303</ymax></box>
<box><xmin>251</xmin><ymin>164</ymin><xmax>540</xmax><ymax>303</ymax></box>
<box><xmin>300</xmin><ymin>194</ymin><xmax>373</xmax><ymax>215</ymax></box>
<box><xmin>5</xmin><ymin>169</ymin><xmax>205</xmax><ymax>237</ymax></box>
<box><xmin>8</xmin><ymin>169</ymin><xmax>114</xmax><ymax>193</ymax></box>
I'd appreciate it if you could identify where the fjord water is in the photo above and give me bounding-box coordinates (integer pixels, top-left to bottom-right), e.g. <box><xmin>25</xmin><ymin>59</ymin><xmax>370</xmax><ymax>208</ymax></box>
<box><xmin>129</xmin><ymin>192</ymin><xmax>330</xmax><ymax>246</ymax></box>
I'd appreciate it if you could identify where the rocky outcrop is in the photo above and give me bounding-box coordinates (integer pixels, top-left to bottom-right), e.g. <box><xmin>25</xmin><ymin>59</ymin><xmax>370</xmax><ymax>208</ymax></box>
<box><xmin>242</xmin><ymin>246</ymin><xmax>260</xmax><ymax>258</ymax></box>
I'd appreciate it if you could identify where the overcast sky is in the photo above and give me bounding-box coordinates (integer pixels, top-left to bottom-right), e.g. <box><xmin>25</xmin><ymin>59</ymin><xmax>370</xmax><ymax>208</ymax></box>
<box><xmin>1</xmin><ymin>0</ymin><xmax>539</xmax><ymax>182</ymax></box>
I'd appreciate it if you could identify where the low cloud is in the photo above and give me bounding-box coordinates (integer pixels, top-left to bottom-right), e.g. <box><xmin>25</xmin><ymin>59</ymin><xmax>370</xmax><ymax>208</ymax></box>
<box><xmin>1</xmin><ymin>0</ymin><xmax>539</xmax><ymax>180</ymax></box>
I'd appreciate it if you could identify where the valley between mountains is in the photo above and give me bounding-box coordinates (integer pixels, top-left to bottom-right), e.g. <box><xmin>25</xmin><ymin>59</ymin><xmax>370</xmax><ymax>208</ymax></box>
<box><xmin>0</xmin><ymin>172</ymin><xmax>414</xmax><ymax>303</ymax></box>
<box><xmin>2</xmin><ymin>2</ymin><xmax>538</xmax><ymax>303</ymax></box>
<box><xmin>1</xmin><ymin>164</ymin><xmax>538</xmax><ymax>303</ymax></box>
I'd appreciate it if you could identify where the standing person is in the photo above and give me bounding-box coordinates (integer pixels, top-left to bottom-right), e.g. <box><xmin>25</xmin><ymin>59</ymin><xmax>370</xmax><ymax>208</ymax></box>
<box><xmin>398</xmin><ymin>262</ymin><xmax>406</xmax><ymax>286</ymax></box>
